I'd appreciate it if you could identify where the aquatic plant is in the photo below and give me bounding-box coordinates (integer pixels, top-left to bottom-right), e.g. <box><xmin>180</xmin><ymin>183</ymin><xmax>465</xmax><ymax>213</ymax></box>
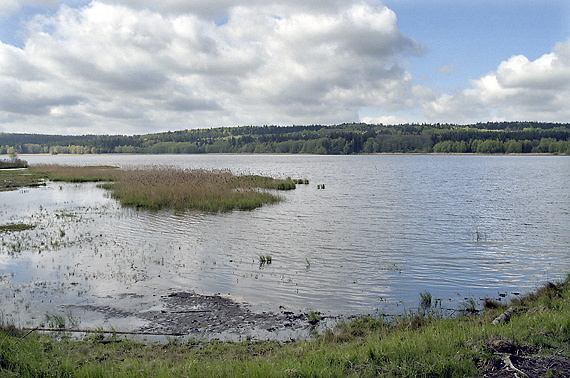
<box><xmin>259</xmin><ymin>255</ymin><xmax>272</xmax><ymax>267</ymax></box>
<box><xmin>305</xmin><ymin>310</ymin><xmax>321</xmax><ymax>325</ymax></box>
<box><xmin>419</xmin><ymin>291</ymin><xmax>432</xmax><ymax>310</ymax></box>
<box><xmin>43</xmin><ymin>314</ymin><xmax>66</xmax><ymax>329</ymax></box>
<box><xmin>459</xmin><ymin>298</ymin><xmax>478</xmax><ymax>314</ymax></box>
<box><xmin>0</xmin><ymin>169</ymin><xmax>46</xmax><ymax>191</ymax></box>
<box><xmin>0</xmin><ymin>223</ymin><xmax>36</xmax><ymax>232</ymax></box>
<box><xmin>473</xmin><ymin>227</ymin><xmax>488</xmax><ymax>242</ymax></box>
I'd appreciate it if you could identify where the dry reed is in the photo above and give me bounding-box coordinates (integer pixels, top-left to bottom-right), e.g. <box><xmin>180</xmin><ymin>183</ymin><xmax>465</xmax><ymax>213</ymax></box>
<box><xmin>30</xmin><ymin>165</ymin><xmax>293</xmax><ymax>212</ymax></box>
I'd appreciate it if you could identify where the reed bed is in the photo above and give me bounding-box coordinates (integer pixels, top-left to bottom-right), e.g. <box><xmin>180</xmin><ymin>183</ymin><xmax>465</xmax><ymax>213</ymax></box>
<box><xmin>29</xmin><ymin>165</ymin><xmax>295</xmax><ymax>212</ymax></box>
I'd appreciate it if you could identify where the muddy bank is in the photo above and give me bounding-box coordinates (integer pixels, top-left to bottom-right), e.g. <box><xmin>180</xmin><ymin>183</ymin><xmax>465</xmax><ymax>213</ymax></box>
<box><xmin>67</xmin><ymin>291</ymin><xmax>334</xmax><ymax>342</ymax></box>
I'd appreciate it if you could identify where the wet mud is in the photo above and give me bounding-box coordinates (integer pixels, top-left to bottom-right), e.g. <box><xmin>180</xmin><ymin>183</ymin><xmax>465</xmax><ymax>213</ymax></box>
<box><xmin>68</xmin><ymin>291</ymin><xmax>330</xmax><ymax>342</ymax></box>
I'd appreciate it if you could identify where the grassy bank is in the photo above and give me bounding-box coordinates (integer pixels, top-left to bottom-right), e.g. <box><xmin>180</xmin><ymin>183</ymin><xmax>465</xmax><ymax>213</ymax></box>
<box><xmin>25</xmin><ymin>165</ymin><xmax>301</xmax><ymax>212</ymax></box>
<box><xmin>2</xmin><ymin>277</ymin><xmax>570</xmax><ymax>377</ymax></box>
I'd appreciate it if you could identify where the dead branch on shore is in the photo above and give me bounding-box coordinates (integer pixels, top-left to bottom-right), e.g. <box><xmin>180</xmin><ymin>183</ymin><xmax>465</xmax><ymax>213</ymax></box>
<box><xmin>23</xmin><ymin>327</ymin><xmax>183</xmax><ymax>337</ymax></box>
<box><xmin>492</xmin><ymin>306</ymin><xmax>517</xmax><ymax>325</ymax></box>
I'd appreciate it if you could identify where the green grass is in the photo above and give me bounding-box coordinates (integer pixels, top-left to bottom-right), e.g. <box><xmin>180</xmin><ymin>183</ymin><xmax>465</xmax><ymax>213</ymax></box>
<box><xmin>2</xmin><ymin>276</ymin><xmax>570</xmax><ymax>377</ymax></box>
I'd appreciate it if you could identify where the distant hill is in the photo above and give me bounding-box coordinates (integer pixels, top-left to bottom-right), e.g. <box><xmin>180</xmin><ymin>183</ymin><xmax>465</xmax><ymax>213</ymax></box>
<box><xmin>1</xmin><ymin>122</ymin><xmax>569</xmax><ymax>155</ymax></box>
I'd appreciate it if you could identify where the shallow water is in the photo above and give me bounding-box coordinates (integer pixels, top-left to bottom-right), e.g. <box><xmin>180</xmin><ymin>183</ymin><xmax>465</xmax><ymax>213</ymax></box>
<box><xmin>1</xmin><ymin>154</ymin><xmax>569</xmax><ymax>333</ymax></box>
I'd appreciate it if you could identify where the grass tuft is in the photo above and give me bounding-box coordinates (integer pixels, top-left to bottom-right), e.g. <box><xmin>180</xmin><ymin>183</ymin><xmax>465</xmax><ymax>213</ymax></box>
<box><xmin>419</xmin><ymin>290</ymin><xmax>432</xmax><ymax>310</ymax></box>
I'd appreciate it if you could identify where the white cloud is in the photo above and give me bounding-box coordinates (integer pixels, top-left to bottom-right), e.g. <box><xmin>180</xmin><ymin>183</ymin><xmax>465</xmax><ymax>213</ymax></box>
<box><xmin>0</xmin><ymin>0</ymin><xmax>422</xmax><ymax>134</ymax></box>
<box><xmin>360</xmin><ymin>115</ymin><xmax>408</xmax><ymax>125</ymax></box>
<box><xmin>423</xmin><ymin>38</ymin><xmax>570</xmax><ymax>123</ymax></box>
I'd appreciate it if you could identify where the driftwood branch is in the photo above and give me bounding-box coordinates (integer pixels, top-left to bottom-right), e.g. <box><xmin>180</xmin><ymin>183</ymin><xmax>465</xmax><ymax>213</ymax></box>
<box><xmin>502</xmin><ymin>354</ymin><xmax>529</xmax><ymax>378</ymax></box>
<box><xmin>20</xmin><ymin>327</ymin><xmax>39</xmax><ymax>340</ymax></box>
<box><xmin>22</xmin><ymin>327</ymin><xmax>183</xmax><ymax>337</ymax></box>
<box><xmin>492</xmin><ymin>306</ymin><xmax>517</xmax><ymax>325</ymax></box>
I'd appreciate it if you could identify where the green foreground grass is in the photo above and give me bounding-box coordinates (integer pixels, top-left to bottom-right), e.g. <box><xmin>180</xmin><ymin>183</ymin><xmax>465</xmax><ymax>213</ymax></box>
<box><xmin>23</xmin><ymin>165</ymin><xmax>301</xmax><ymax>212</ymax></box>
<box><xmin>2</xmin><ymin>277</ymin><xmax>570</xmax><ymax>377</ymax></box>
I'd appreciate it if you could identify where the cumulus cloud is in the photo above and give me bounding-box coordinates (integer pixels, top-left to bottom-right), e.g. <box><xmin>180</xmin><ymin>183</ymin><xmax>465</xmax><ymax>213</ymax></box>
<box><xmin>0</xmin><ymin>0</ymin><xmax>422</xmax><ymax>134</ymax></box>
<box><xmin>424</xmin><ymin>38</ymin><xmax>570</xmax><ymax>123</ymax></box>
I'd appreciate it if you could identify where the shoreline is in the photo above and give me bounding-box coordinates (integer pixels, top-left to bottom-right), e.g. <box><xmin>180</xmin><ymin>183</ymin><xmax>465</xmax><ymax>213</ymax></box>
<box><xmin>11</xmin><ymin>151</ymin><xmax>567</xmax><ymax>157</ymax></box>
<box><xmin>3</xmin><ymin>276</ymin><xmax>570</xmax><ymax>377</ymax></box>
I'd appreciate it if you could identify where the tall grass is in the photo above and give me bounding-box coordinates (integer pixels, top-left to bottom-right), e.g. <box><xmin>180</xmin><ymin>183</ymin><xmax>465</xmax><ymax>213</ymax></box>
<box><xmin>29</xmin><ymin>165</ymin><xmax>295</xmax><ymax>212</ymax></box>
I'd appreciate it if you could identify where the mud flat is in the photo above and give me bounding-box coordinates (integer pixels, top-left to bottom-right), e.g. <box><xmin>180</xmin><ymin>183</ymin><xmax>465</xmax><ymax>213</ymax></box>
<box><xmin>62</xmin><ymin>291</ymin><xmax>331</xmax><ymax>342</ymax></box>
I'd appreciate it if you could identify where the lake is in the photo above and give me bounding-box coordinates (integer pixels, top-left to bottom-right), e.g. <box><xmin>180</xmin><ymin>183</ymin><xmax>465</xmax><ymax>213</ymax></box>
<box><xmin>1</xmin><ymin>154</ymin><xmax>569</xmax><ymax>336</ymax></box>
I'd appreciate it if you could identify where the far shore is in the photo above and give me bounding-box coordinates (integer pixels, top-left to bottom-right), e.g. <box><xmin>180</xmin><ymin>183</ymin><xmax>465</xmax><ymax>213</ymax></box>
<box><xmin>11</xmin><ymin>152</ymin><xmax>567</xmax><ymax>157</ymax></box>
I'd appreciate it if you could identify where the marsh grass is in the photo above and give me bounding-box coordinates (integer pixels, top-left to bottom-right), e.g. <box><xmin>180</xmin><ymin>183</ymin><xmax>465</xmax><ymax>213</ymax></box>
<box><xmin>2</xmin><ymin>276</ymin><xmax>570</xmax><ymax>377</ymax></box>
<box><xmin>0</xmin><ymin>169</ymin><xmax>45</xmax><ymax>191</ymax></box>
<box><xmin>29</xmin><ymin>165</ymin><xmax>296</xmax><ymax>212</ymax></box>
<box><xmin>305</xmin><ymin>311</ymin><xmax>321</xmax><ymax>325</ymax></box>
<box><xmin>459</xmin><ymin>298</ymin><xmax>479</xmax><ymax>314</ymax></box>
<box><xmin>0</xmin><ymin>223</ymin><xmax>36</xmax><ymax>232</ymax></box>
<box><xmin>259</xmin><ymin>255</ymin><xmax>272</xmax><ymax>266</ymax></box>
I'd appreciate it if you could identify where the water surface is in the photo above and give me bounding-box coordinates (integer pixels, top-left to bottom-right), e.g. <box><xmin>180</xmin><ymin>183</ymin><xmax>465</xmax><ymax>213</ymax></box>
<box><xmin>1</xmin><ymin>155</ymin><xmax>569</xmax><ymax>331</ymax></box>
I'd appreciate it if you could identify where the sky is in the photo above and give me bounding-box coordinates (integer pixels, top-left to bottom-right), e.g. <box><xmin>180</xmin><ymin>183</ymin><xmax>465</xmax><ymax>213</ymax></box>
<box><xmin>0</xmin><ymin>1</ymin><xmax>569</xmax><ymax>135</ymax></box>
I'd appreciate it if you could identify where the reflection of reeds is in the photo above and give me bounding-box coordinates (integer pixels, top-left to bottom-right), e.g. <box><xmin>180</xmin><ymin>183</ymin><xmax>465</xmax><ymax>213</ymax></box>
<box><xmin>30</xmin><ymin>165</ymin><xmax>296</xmax><ymax>212</ymax></box>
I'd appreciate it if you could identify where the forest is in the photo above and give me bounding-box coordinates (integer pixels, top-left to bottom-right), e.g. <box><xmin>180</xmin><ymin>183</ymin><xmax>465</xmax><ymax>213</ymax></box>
<box><xmin>1</xmin><ymin>122</ymin><xmax>569</xmax><ymax>155</ymax></box>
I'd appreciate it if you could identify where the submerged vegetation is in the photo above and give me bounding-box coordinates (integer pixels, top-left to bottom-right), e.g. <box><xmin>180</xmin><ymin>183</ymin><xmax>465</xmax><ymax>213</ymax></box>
<box><xmin>1</xmin><ymin>121</ymin><xmax>569</xmax><ymax>155</ymax></box>
<box><xmin>2</xmin><ymin>276</ymin><xmax>570</xmax><ymax>377</ymax></box>
<box><xmin>25</xmin><ymin>165</ymin><xmax>300</xmax><ymax>212</ymax></box>
<box><xmin>0</xmin><ymin>223</ymin><xmax>36</xmax><ymax>232</ymax></box>
<box><xmin>0</xmin><ymin>168</ymin><xmax>45</xmax><ymax>192</ymax></box>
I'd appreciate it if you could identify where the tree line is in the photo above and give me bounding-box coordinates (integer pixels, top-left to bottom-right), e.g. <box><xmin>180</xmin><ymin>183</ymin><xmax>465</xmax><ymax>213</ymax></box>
<box><xmin>1</xmin><ymin>122</ymin><xmax>569</xmax><ymax>155</ymax></box>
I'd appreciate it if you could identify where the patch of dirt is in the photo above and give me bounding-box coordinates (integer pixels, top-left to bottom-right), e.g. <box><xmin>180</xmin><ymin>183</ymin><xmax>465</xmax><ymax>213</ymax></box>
<box><xmin>480</xmin><ymin>340</ymin><xmax>570</xmax><ymax>377</ymax></box>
